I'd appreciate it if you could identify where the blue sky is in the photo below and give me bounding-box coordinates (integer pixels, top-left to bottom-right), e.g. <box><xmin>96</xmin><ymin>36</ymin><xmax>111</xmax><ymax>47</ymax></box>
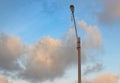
<box><xmin>0</xmin><ymin>0</ymin><xmax>120</xmax><ymax>83</ymax></box>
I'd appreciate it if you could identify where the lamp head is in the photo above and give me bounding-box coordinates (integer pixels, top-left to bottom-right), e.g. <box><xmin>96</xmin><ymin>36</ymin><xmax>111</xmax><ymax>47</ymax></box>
<box><xmin>70</xmin><ymin>5</ymin><xmax>74</xmax><ymax>13</ymax></box>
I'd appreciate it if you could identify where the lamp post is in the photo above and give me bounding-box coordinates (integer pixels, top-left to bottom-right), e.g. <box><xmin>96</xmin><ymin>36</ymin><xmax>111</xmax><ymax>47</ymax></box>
<box><xmin>70</xmin><ymin>5</ymin><xmax>81</xmax><ymax>83</ymax></box>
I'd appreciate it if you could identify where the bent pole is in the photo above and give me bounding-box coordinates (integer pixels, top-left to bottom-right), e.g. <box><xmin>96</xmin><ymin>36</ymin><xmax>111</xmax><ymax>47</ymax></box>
<box><xmin>70</xmin><ymin>5</ymin><xmax>81</xmax><ymax>83</ymax></box>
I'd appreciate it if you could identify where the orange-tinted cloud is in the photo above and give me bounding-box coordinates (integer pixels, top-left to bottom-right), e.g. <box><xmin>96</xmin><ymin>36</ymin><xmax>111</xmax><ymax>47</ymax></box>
<box><xmin>0</xmin><ymin>76</ymin><xmax>8</xmax><ymax>83</ymax></box>
<box><xmin>92</xmin><ymin>73</ymin><xmax>119</xmax><ymax>83</ymax></box>
<box><xmin>0</xmin><ymin>33</ymin><xmax>25</xmax><ymax>71</ymax></box>
<box><xmin>82</xmin><ymin>73</ymin><xmax>119</xmax><ymax>83</ymax></box>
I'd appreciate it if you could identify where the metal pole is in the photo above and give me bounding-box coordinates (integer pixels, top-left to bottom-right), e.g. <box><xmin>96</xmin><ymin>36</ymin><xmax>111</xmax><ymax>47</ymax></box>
<box><xmin>70</xmin><ymin>5</ymin><xmax>81</xmax><ymax>83</ymax></box>
<box><xmin>77</xmin><ymin>37</ymin><xmax>81</xmax><ymax>83</ymax></box>
<box><xmin>72</xmin><ymin>10</ymin><xmax>78</xmax><ymax>39</ymax></box>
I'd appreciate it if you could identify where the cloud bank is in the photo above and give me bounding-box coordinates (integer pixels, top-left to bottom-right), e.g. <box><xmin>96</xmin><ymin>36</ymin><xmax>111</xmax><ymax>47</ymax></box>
<box><xmin>0</xmin><ymin>20</ymin><xmax>103</xmax><ymax>82</ymax></box>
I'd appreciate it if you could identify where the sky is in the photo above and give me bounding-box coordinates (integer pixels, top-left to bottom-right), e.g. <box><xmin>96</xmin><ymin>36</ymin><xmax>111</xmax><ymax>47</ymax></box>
<box><xmin>0</xmin><ymin>0</ymin><xmax>120</xmax><ymax>83</ymax></box>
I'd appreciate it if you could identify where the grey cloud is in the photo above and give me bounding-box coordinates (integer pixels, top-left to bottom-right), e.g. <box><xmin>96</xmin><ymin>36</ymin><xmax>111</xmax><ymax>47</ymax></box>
<box><xmin>97</xmin><ymin>0</ymin><xmax>120</xmax><ymax>23</ymax></box>
<box><xmin>83</xmin><ymin>63</ymin><xmax>103</xmax><ymax>75</ymax></box>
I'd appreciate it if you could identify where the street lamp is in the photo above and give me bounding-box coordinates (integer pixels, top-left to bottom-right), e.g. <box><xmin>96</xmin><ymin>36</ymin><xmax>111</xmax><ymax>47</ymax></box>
<box><xmin>70</xmin><ymin>5</ymin><xmax>81</xmax><ymax>83</ymax></box>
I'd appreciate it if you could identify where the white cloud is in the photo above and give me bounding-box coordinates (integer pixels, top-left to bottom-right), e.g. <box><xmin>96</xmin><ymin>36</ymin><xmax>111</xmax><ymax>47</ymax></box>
<box><xmin>78</xmin><ymin>20</ymin><xmax>103</xmax><ymax>64</ymax></box>
<box><xmin>78</xmin><ymin>20</ymin><xmax>102</xmax><ymax>49</ymax></box>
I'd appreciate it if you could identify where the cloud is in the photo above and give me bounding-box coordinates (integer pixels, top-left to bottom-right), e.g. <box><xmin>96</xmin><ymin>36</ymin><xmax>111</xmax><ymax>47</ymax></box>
<box><xmin>0</xmin><ymin>20</ymin><xmax>103</xmax><ymax>82</ymax></box>
<box><xmin>97</xmin><ymin>0</ymin><xmax>120</xmax><ymax>23</ymax></box>
<box><xmin>78</xmin><ymin>20</ymin><xmax>102</xmax><ymax>64</ymax></box>
<box><xmin>92</xmin><ymin>73</ymin><xmax>119</xmax><ymax>83</ymax></box>
<box><xmin>81</xmin><ymin>73</ymin><xmax>119</xmax><ymax>83</ymax></box>
<box><xmin>0</xmin><ymin>33</ymin><xmax>25</xmax><ymax>71</ymax></box>
<box><xmin>19</xmin><ymin>35</ymin><xmax>77</xmax><ymax>82</ymax></box>
<box><xmin>18</xmin><ymin>20</ymin><xmax>102</xmax><ymax>82</ymax></box>
<box><xmin>0</xmin><ymin>76</ymin><xmax>8</xmax><ymax>83</ymax></box>
<box><xmin>78</xmin><ymin>20</ymin><xmax>102</xmax><ymax>49</ymax></box>
<box><xmin>83</xmin><ymin>63</ymin><xmax>103</xmax><ymax>76</ymax></box>
<box><xmin>78</xmin><ymin>20</ymin><xmax>103</xmax><ymax>76</ymax></box>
